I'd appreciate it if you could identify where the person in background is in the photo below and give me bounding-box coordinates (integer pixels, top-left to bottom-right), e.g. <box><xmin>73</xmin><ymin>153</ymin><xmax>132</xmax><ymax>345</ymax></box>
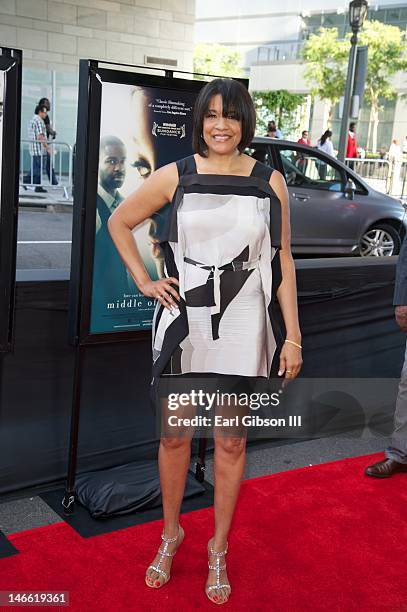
<box><xmin>28</xmin><ymin>104</ymin><xmax>50</xmax><ymax>193</ymax></box>
<box><xmin>38</xmin><ymin>97</ymin><xmax>58</xmax><ymax>187</ymax></box>
<box><xmin>266</xmin><ymin>120</ymin><xmax>282</xmax><ymax>139</ymax></box>
<box><xmin>388</xmin><ymin>139</ymin><xmax>402</xmax><ymax>196</ymax></box>
<box><xmin>316</xmin><ymin>130</ymin><xmax>335</xmax><ymax>180</ymax></box>
<box><xmin>316</xmin><ymin>129</ymin><xmax>335</xmax><ymax>157</ymax></box>
<box><xmin>365</xmin><ymin>233</ymin><xmax>407</xmax><ymax>478</ymax></box>
<box><xmin>402</xmin><ymin>135</ymin><xmax>407</xmax><ymax>156</ymax></box>
<box><xmin>346</xmin><ymin>122</ymin><xmax>358</xmax><ymax>170</ymax></box>
<box><xmin>38</xmin><ymin>98</ymin><xmax>56</xmax><ymax>140</ymax></box>
<box><xmin>297</xmin><ymin>130</ymin><xmax>311</xmax><ymax>146</ymax></box>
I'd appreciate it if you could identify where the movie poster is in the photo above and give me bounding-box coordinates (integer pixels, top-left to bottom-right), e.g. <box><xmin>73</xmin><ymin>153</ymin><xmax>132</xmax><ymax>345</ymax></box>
<box><xmin>90</xmin><ymin>83</ymin><xmax>197</xmax><ymax>334</ymax></box>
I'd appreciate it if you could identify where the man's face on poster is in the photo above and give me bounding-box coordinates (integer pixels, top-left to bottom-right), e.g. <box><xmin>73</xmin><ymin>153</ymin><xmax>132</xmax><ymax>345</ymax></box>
<box><xmin>99</xmin><ymin>143</ymin><xmax>126</xmax><ymax>193</ymax></box>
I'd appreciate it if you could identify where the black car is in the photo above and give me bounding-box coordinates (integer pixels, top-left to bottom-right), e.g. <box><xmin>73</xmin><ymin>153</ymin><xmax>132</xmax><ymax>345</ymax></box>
<box><xmin>247</xmin><ymin>137</ymin><xmax>406</xmax><ymax>256</ymax></box>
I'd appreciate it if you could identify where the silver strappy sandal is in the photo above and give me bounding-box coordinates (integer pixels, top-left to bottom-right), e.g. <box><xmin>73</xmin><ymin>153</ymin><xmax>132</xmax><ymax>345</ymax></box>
<box><xmin>206</xmin><ymin>541</ymin><xmax>231</xmax><ymax>604</ymax></box>
<box><xmin>145</xmin><ymin>525</ymin><xmax>183</xmax><ymax>588</ymax></box>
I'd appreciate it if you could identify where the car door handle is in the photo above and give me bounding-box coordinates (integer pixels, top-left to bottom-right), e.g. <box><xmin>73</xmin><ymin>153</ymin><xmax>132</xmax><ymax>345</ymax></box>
<box><xmin>292</xmin><ymin>193</ymin><xmax>310</xmax><ymax>202</ymax></box>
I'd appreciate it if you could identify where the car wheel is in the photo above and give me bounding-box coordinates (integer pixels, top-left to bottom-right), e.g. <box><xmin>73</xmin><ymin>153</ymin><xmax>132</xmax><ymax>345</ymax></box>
<box><xmin>358</xmin><ymin>223</ymin><xmax>401</xmax><ymax>257</ymax></box>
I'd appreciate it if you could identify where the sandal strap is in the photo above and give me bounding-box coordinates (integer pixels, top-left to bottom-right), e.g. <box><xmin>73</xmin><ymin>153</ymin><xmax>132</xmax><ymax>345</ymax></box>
<box><xmin>148</xmin><ymin>565</ymin><xmax>168</xmax><ymax>579</ymax></box>
<box><xmin>161</xmin><ymin>526</ymin><xmax>181</xmax><ymax>544</ymax></box>
<box><xmin>158</xmin><ymin>549</ymin><xmax>175</xmax><ymax>558</ymax></box>
<box><xmin>209</xmin><ymin>541</ymin><xmax>228</xmax><ymax>556</ymax></box>
<box><xmin>206</xmin><ymin>541</ymin><xmax>230</xmax><ymax>597</ymax></box>
<box><xmin>207</xmin><ymin>584</ymin><xmax>231</xmax><ymax>592</ymax></box>
<box><xmin>208</xmin><ymin>563</ymin><xmax>226</xmax><ymax>571</ymax></box>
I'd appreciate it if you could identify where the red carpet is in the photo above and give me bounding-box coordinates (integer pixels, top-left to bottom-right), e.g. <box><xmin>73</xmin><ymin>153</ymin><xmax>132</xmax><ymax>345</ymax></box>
<box><xmin>1</xmin><ymin>453</ymin><xmax>406</xmax><ymax>611</ymax></box>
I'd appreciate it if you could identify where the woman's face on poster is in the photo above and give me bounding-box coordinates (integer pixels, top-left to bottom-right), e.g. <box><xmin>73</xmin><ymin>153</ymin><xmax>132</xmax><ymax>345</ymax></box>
<box><xmin>129</xmin><ymin>88</ymin><xmax>156</xmax><ymax>181</ymax></box>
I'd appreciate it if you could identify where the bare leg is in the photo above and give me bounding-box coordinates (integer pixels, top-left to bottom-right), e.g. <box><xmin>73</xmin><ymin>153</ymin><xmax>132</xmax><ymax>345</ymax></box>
<box><xmin>206</xmin><ymin>434</ymin><xmax>246</xmax><ymax>603</ymax></box>
<box><xmin>146</xmin><ymin>398</ymin><xmax>195</xmax><ymax>588</ymax></box>
<box><xmin>145</xmin><ymin>437</ymin><xmax>191</xmax><ymax>587</ymax></box>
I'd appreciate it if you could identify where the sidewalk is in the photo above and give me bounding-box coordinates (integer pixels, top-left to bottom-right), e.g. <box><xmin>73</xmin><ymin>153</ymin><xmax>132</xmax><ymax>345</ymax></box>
<box><xmin>19</xmin><ymin>186</ymin><xmax>72</xmax><ymax>212</ymax></box>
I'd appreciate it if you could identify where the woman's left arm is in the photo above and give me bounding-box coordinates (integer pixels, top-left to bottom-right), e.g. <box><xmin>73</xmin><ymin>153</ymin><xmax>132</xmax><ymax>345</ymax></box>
<box><xmin>270</xmin><ymin>170</ymin><xmax>303</xmax><ymax>380</ymax></box>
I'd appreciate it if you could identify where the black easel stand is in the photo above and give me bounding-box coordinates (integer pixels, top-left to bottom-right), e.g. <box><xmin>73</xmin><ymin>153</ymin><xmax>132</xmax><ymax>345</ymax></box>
<box><xmin>195</xmin><ymin>438</ymin><xmax>207</xmax><ymax>482</ymax></box>
<box><xmin>62</xmin><ymin>344</ymin><xmax>85</xmax><ymax>515</ymax></box>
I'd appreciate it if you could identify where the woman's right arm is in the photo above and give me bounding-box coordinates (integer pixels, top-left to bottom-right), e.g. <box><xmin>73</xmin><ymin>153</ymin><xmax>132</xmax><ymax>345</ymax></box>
<box><xmin>107</xmin><ymin>161</ymin><xmax>180</xmax><ymax>310</ymax></box>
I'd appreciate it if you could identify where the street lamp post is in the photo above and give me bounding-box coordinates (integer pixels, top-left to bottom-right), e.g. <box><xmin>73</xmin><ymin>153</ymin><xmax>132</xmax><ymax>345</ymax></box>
<box><xmin>337</xmin><ymin>0</ymin><xmax>369</xmax><ymax>162</ymax></box>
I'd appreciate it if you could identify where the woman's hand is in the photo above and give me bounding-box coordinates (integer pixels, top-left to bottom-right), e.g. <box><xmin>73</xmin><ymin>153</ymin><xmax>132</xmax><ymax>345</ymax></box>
<box><xmin>140</xmin><ymin>277</ymin><xmax>180</xmax><ymax>311</ymax></box>
<box><xmin>278</xmin><ymin>341</ymin><xmax>303</xmax><ymax>387</ymax></box>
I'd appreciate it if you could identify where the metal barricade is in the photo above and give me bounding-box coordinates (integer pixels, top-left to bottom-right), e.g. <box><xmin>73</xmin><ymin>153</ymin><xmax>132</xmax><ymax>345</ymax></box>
<box><xmin>345</xmin><ymin>158</ymin><xmax>390</xmax><ymax>194</ymax></box>
<box><xmin>20</xmin><ymin>140</ymin><xmax>73</xmax><ymax>199</ymax></box>
<box><xmin>345</xmin><ymin>157</ymin><xmax>407</xmax><ymax>200</ymax></box>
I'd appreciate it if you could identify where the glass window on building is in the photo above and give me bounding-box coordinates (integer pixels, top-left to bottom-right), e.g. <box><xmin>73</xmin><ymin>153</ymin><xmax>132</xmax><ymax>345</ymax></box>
<box><xmin>21</xmin><ymin>68</ymin><xmax>78</xmax><ymax>186</ymax></box>
<box><xmin>22</xmin><ymin>68</ymin><xmax>78</xmax><ymax>146</ymax></box>
<box><xmin>54</xmin><ymin>71</ymin><xmax>79</xmax><ymax>146</ymax></box>
<box><xmin>330</xmin><ymin>97</ymin><xmax>397</xmax><ymax>154</ymax></box>
<box><xmin>368</xmin><ymin>9</ymin><xmax>386</xmax><ymax>22</ymax></box>
<box><xmin>322</xmin><ymin>13</ymin><xmax>346</xmax><ymax>28</ymax></box>
<box><xmin>304</xmin><ymin>8</ymin><xmax>407</xmax><ymax>39</ymax></box>
<box><xmin>387</xmin><ymin>8</ymin><xmax>401</xmax><ymax>22</ymax></box>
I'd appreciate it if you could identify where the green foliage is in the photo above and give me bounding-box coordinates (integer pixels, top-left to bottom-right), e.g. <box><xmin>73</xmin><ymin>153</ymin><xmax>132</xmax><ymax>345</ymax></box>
<box><xmin>301</xmin><ymin>20</ymin><xmax>407</xmax><ymax>150</ymax></box>
<box><xmin>357</xmin><ymin>20</ymin><xmax>407</xmax><ymax>106</ymax></box>
<box><xmin>193</xmin><ymin>43</ymin><xmax>243</xmax><ymax>79</ymax></box>
<box><xmin>251</xmin><ymin>90</ymin><xmax>306</xmax><ymax>136</ymax></box>
<box><xmin>301</xmin><ymin>28</ymin><xmax>348</xmax><ymax>107</ymax></box>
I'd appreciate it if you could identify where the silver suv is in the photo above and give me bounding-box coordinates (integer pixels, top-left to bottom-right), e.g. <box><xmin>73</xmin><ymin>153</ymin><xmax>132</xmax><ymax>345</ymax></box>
<box><xmin>248</xmin><ymin>137</ymin><xmax>406</xmax><ymax>256</ymax></box>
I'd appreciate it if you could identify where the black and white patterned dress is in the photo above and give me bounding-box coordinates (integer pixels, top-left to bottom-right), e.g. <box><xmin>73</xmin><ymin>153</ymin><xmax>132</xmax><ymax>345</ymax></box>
<box><xmin>151</xmin><ymin>154</ymin><xmax>284</xmax><ymax>399</ymax></box>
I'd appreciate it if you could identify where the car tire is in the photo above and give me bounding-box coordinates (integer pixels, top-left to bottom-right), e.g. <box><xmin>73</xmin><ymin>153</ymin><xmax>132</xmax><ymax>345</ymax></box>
<box><xmin>357</xmin><ymin>223</ymin><xmax>401</xmax><ymax>257</ymax></box>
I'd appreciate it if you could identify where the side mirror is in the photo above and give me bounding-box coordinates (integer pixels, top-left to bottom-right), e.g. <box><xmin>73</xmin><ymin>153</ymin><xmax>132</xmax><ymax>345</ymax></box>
<box><xmin>344</xmin><ymin>178</ymin><xmax>356</xmax><ymax>200</ymax></box>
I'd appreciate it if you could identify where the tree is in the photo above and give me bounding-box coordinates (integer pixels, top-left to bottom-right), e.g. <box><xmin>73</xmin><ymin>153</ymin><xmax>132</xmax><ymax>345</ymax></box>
<box><xmin>302</xmin><ymin>21</ymin><xmax>407</xmax><ymax>152</ymax></box>
<box><xmin>251</xmin><ymin>90</ymin><xmax>307</xmax><ymax>137</ymax></box>
<box><xmin>358</xmin><ymin>20</ymin><xmax>407</xmax><ymax>152</ymax></box>
<box><xmin>301</xmin><ymin>28</ymin><xmax>348</xmax><ymax>122</ymax></box>
<box><xmin>193</xmin><ymin>43</ymin><xmax>243</xmax><ymax>79</ymax></box>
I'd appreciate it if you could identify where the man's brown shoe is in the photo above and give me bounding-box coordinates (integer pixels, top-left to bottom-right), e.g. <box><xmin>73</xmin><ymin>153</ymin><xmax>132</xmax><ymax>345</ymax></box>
<box><xmin>365</xmin><ymin>458</ymin><xmax>407</xmax><ymax>478</ymax></box>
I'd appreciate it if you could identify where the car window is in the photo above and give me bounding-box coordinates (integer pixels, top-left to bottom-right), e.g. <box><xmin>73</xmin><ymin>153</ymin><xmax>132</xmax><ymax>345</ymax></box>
<box><xmin>279</xmin><ymin>148</ymin><xmax>343</xmax><ymax>191</ymax></box>
<box><xmin>245</xmin><ymin>146</ymin><xmax>271</xmax><ymax>165</ymax></box>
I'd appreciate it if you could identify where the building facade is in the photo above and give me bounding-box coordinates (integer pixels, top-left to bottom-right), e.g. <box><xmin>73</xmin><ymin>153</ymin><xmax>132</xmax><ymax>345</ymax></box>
<box><xmin>0</xmin><ymin>0</ymin><xmax>195</xmax><ymax>145</ymax></box>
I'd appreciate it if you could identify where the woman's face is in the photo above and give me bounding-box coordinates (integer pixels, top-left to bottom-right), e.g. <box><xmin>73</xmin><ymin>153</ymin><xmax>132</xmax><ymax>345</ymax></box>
<box><xmin>202</xmin><ymin>94</ymin><xmax>242</xmax><ymax>155</ymax></box>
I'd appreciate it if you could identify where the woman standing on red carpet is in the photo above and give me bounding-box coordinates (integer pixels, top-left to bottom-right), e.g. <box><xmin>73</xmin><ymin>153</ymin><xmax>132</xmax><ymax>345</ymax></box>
<box><xmin>108</xmin><ymin>78</ymin><xmax>302</xmax><ymax>604</ymax></box>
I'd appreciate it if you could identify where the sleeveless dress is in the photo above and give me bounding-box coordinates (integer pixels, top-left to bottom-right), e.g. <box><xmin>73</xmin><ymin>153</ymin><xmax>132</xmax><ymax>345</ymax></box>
<box><xmin>150</xmin><ymin>154</ymin><xmax>284</xmax><ymax>404</ymax></box>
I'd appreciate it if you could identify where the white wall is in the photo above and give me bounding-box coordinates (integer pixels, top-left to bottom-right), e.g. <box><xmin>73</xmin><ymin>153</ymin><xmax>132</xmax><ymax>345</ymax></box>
<box><xmin>249</xmin><ymin>62</ymin><xmax>308</xmax><ymax>93</ymax></box>
<box><xmin>195</xmin><ymin>14</ymin><xmax>301</xmax><ymax>45</ymax></box>
<box><xmin>0</xmin><ymin>0</ymin><xmax>195</xmax><ymax>73</ymax></box>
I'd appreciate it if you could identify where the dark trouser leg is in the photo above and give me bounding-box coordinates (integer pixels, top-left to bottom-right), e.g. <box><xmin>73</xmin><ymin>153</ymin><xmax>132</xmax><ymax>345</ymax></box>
<box><xmin>44</xmin><ymin>153</ymin><xmax>58</xmax><ymax>185</ymax></box>
<box><xmin>385</xmin><ymin>338</ymin><xmax>407</xmax><ymax>464</ymax></box>
<box><xmin>32</xmin><ymin>155</ymin><xmax>42</xmax><ymax>184</ymax></box>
